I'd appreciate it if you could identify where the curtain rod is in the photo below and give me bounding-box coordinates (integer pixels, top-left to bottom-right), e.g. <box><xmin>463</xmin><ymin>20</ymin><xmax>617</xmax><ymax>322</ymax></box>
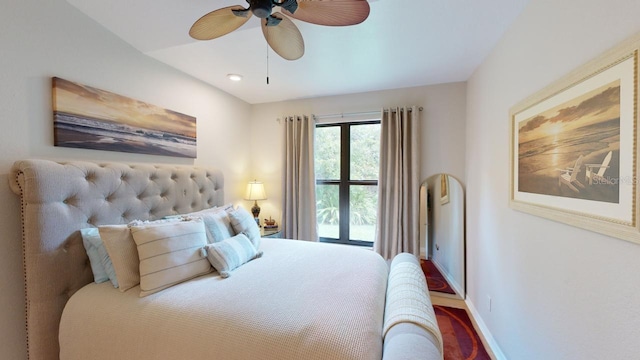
<box><xmin>312</xmin><ymin>107</ymin><xmax>423</xmax><ymax>120</ymax></box>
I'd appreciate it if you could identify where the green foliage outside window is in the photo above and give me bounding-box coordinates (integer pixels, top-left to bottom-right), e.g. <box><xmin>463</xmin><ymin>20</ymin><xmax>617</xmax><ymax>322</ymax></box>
<box><xmin>315</xmin><ymin>123</ymin><xmax>380</xmax><ymax>243</ymax></box>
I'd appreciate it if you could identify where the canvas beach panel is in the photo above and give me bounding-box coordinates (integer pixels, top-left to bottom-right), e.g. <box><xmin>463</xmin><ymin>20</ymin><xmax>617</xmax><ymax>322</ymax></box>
<box><xmin>53</xmin><ymin>77</ymin><xmax>196</xmax><ymax>158</ymax></box>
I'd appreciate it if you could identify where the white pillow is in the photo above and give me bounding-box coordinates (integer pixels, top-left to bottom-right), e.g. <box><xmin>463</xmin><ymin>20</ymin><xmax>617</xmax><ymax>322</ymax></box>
<box><xmin>162</xmin><ymin>204</ymin><xmax>222</xmax><ymax>220</ymax></box>
<box><xmin>130</xmin><ymin>220</ymin><xmax>212</xmax><ymax>297</ymax></box>
<box><xmin>205</xmin><ymin>233</ymin><xmax>262</xmax><ymax>278</ymax></box>
<box><xmin>168</xmin><ymin>204</ymin><xmax>235</xmax><ymax>243</ymax></box>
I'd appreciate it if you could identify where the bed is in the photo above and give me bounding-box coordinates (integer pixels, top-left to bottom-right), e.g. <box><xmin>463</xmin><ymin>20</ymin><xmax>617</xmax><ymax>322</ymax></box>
<box><xmin>10</xmin><ymin>159</ymin><xmax>442</xmax><ymax>360</ymax></box>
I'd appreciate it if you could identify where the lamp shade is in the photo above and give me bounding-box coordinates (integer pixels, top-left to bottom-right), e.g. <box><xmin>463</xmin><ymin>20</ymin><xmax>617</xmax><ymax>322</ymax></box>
<box><xmin>245</xmin><ymin>181</ymin><xmax>267</xmax><ymax>201</ymax></box>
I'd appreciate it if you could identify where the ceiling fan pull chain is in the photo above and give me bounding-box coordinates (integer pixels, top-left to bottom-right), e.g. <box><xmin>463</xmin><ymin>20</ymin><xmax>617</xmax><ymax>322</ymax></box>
<box><xmin>266</xmin><ymin>43</ymin><xmax>270</xmax><ymax>85</ymax></box>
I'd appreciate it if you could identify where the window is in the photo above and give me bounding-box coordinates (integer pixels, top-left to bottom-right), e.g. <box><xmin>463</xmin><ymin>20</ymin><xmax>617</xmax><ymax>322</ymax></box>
<box><xmin>315</xmin><ymin>121</ymin><xmax>380</xmax><ymax>246</ymax></box>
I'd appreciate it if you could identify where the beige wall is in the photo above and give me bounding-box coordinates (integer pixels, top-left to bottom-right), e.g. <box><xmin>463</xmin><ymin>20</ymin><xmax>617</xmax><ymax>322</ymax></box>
<box><xmin>0</xmin><ymin>1</ymin><xmax>252</xmax><ymax>358</ymax></box>
<box><xmin>466</xmin><ymin>0</ymin><xmax>640</xmax><ymax>358</ymax></box>
<box><xmin>248</xmin><ymin>83</ymin><xmax>467</xmax><ymax>226</ymax></box>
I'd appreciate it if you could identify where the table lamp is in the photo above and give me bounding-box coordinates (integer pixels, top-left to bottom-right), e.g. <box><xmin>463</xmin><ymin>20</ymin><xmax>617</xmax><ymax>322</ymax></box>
<box><xmin>245</xmin><ymin>180</ymin><xmax>267</xmax><ymax>226</ymax></box>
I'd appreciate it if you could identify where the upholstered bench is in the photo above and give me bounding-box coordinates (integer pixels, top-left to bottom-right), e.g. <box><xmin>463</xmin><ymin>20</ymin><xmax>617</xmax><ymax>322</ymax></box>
<box><xmin>382</xmin><ymin>253</ymin><xmax>443</xmax><ymax>360</ymax></box>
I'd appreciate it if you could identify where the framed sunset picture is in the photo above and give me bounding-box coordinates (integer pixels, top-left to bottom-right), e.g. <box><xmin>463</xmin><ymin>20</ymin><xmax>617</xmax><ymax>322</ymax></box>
<box><xmin>509</xmin><ymin>33</ymin><xmax>640</xmax><ymax>244</ymax></box>
<box><xmin>53</xmin><ymin>77</ymin><xmax>196</xmax><ymax>158</ymax></box>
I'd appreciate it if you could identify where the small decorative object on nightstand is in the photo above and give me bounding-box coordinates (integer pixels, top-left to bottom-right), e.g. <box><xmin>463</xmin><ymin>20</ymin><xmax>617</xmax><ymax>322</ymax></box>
<box><xmin>262</xmin><ymin>217</ymin><xmax>279</xmax><ymax>238</ymax></box>
<box><xmin>244</xmin><ymin>180</ymin><xmax>267</xmax><ymax>226</ymax></box>
<box><xmin>264</xmin><ymin>216</ymin><xmax>276</xmax><ymax>227</ymax></box>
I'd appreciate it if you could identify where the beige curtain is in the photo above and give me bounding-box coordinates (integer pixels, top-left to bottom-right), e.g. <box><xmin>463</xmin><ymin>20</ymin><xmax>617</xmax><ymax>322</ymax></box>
<box><xmin>281</xmin><ymin>115</ymin><xmax>318</xmax><ymax>241</ymax></box>
<box><xmin>374</xmin><ymin>106</ymin><xmax>420</xmax><ymax>259</ymax></box>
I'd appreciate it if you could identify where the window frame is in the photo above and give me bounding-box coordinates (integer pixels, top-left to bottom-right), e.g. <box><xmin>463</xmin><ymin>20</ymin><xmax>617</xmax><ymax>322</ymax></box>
<box><xmin>315</xmin><ymin>120</ymin><xmax>380</xmax><ymax>247</ymax></box>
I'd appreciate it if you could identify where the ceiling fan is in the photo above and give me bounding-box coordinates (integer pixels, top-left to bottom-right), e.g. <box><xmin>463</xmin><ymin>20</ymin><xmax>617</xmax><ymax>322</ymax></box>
<box><xmin>189</xmin><ymin>0</ymin><xmax>371</xmax><ymax>61</ymax></box>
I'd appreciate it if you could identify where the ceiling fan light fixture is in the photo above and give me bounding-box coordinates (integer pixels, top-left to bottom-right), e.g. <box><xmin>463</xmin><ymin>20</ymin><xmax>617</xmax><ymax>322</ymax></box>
<box><xmin>227</xmin><ymin>74</ymin><xmax>243</xmax><ymax>81</ymax></box>
<box><xmin>249</xmin><ymin>0</ymin><xmax>273</xmax><ymax>18</ymax></box>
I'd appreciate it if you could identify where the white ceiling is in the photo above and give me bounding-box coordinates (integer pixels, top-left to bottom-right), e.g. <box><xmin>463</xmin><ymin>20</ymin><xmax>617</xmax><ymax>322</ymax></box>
<box><xmin>66</xmin><ymin>0</ymin><xmax>530</xmax><ymax>104</ymax></box>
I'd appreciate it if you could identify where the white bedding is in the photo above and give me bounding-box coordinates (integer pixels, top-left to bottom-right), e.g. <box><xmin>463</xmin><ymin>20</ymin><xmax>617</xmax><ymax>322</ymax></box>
<box><xmin>59</xmin><ymin>239</ymin><xmax>389</xmax><ymax>360</ymax></box>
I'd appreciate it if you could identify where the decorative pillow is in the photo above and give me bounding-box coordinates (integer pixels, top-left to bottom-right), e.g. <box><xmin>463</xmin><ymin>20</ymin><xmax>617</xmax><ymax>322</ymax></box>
<box><xmin>162</xmin><ymin>206</ymin><xmax>217</xmax><ymax>220</ymax></box>
<box><xmin>226</xmin><ymin>206</ymin><xmax>261</xmax><ymax>249</ymax></box>
<box><xmin>80</xmin><ymin>228</ymin><xmax>109</xmax><ymax>284</ymax></box>
<box><xmin>128</xmin><ymin>218</ymin><xmax>185</xmax><ymax>227</ymax></box>
<box><xmin>196</xmin><ymin>208</ymin><xmax>235</xmax><ymax>243</ymax></box>
<box><xmin>205</xmin><ymin>233</ymin><xmax>263</xmax><ymax>278</ymax></box>
<box><xmin>130</xmin><ymin>220</ymin><xmax>212</xmax><ymax>297</ymax></box>
<box><xmin>163</xmin><ymin>205</ymin><xmax>234</xmax><ymax>243</ymax></box>
<box><xmin>99</xmin><ymin>224</ymin><xmax>140</xmax><ymax>292</ymax></box>
<box><xmin>80</xmin><ymin>228</ymin><xmax>118</xmax><ymax>287</ymax></box>
<box><xmin>163</xmin><ymin>203</ymin><xmax>232</xmax><ymax>219</ymax></box>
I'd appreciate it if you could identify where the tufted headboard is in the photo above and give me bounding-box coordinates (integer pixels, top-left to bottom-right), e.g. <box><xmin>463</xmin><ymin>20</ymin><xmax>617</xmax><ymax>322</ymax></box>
<box><xmin>9</xmin><ymin>159</ymin><xmax>225</xmax><ymax>360</ymax></box>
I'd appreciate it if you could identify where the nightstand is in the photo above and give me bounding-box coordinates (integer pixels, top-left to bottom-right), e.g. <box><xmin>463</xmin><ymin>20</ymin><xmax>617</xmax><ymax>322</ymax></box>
<box><xmin>261</xmin><ymin>227</ymin><xmax>282</xmax><ymax>238</ymax></box>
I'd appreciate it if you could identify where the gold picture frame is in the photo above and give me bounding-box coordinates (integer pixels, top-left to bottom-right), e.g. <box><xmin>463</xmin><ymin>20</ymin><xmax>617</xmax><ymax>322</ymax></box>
<box><xmin>440</xmin><ymin>174</ymin><xmax>450</xmax><ymax>205</ymax></box>
<box><xmin>509</xmin><ymin>33</ymin><xmax>640</xmax><ymax>244</ymax></box>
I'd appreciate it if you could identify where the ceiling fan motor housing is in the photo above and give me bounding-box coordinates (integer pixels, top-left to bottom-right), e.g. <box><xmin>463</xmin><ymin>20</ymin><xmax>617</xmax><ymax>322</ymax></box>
<box><xmin>249</xmin><ymin>0</ymin><xmax>273</xmax><ymax>18</ymax></box>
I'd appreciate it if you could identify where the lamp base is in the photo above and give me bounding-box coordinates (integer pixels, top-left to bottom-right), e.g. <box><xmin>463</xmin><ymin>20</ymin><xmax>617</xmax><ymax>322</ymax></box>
<box><xmin>251</xmin><ymin>200</ymin><xmax>261</xmax><ymax>227</ymax></box>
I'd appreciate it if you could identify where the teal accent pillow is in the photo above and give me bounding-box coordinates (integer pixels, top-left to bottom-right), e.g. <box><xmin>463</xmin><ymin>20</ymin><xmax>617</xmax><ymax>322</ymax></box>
<box><xmin>80</xmin><ymin>228</ymin><xmax>119</xmax><ymax>288</ymax></box>
<box><xmin>205</xmin><ymin>233</ymin><xmax>263</xmax><ymax>278</ymax></box>
<box><xmin>227</xmin><ymin>207</ymin><xmax>261</xmax><ymax>249</ymax></box>
<box><xmin>198</xmin><ymin>208</ymin><xmax>235</xmax><ymax>243</ymax></box>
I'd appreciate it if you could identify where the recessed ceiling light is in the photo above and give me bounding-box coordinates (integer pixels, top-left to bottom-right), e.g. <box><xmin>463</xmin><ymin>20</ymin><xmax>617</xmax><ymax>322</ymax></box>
<box><xmin>227</xmin><ymin>74</ymin><xmax>243</xmax><ymax>82</ymax></box>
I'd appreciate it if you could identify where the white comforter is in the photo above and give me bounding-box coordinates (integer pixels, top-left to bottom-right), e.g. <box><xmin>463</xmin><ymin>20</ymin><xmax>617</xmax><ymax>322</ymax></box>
<box><xmin>59</xmin><ymin>239</ymin><xmax>389</xmax><ymax>360</ymax></box>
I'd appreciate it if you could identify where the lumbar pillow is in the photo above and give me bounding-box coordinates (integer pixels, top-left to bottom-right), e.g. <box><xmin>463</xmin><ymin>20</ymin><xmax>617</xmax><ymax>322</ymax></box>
<box><xmin>130</xmin><ymin>220</ymin><xmax>212</xmax><ymax>297</ymax></box>
<box><xmin>80</xmin><ymin>228</ymin><xmax>118</xmax><ymax>287</ymax></box>
<box><xmin>226</xmin><ymin>206</ymin><xmax>261</xmax><ymax>249</ymax></box>
<box><xmin>205</xmin><ymin>233</ymin><xmax>263</xmax><ymax>278</ymax></box>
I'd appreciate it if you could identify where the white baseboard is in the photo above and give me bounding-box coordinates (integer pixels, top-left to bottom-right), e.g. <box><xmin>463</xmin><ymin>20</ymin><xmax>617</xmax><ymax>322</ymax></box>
<box><xmin>431</xmin><ymin>258</ymin><xmax>465</xmax><ymax>298</ymax></box>
<box><xmin>465</xmin><ymin>298</ymin><xmax>507</xmax><ymax>360</ymax></box>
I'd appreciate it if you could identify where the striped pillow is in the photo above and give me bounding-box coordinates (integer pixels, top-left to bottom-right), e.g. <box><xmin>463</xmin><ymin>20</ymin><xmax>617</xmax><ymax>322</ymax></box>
<box><xmin>226</xmin><ymin>207</ymin><xmax>261</xmax><ymax>249</ymax></box>
<box><xmin>196</xmin><ymin>207</ymin><xmax>235</xmax><ymax>243</ymax></box>
<box><xmin>130</xmin><ymin>220</ymin><xmax>212</xmax><ymax>297</ymax></box>
<box><xmin>205</xmin><ymin>233</ymin><xmax>263</xmax><ymax>278</ymax></box>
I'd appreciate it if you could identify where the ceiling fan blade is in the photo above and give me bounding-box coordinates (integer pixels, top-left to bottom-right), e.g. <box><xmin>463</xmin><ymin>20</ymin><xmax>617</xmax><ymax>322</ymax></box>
<box><xmin>261</xmin><ymin>14</ymin><xmax>305</xmax><ymax>60</ymax></box>
<box><xmin>189</xmin><ymin>5</ymin><xmax>252</xmax><ymax>40</ymax></box>
<box><xmin>281</xmin><ymin>0</ymin><xmax>370</xmax><ymax>26</ymax></box>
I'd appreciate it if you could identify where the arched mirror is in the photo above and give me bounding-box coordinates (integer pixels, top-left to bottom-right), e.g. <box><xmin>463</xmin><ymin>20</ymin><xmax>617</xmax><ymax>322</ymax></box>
<box><xmin>419</xmin><ymin>174</ymin><xmax>465</xmax><ymax>299</ymax></box>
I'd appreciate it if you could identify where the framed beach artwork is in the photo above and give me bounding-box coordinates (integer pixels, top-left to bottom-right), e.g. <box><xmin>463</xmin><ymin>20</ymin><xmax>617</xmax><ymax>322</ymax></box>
<box><xmin>53</xmin><ymin>77</ymin><xmax>196</xmax><ymax>158</ymax></box>
<box><xmin>509</xmin><ymin>33</ymin><xmax>640</xmax><ymax>244</ymax></box>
